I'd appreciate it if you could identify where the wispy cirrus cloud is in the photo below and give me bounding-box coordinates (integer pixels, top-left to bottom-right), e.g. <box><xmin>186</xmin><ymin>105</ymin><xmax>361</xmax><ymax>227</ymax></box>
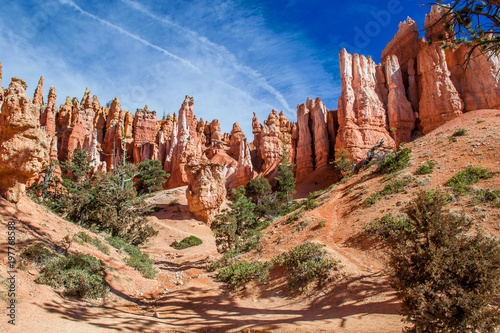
<box><xmin>0</xmin><ymin>0</ymin><xmax>347</xmax><ymax>134</ymax></box>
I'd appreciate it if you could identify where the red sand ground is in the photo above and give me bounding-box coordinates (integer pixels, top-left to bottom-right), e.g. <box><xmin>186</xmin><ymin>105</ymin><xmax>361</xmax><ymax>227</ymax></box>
<box><xmin>0</xmin><ymin>109</ymin><xmax>499</xmax><ymax>332</ymax></box>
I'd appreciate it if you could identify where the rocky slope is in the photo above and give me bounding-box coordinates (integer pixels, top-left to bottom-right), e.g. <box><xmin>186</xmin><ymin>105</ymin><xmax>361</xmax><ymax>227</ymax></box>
<box><xmin>1</xmin><ymin>109</ymin><xmax>498</xmax><ymax>333</ymax></box>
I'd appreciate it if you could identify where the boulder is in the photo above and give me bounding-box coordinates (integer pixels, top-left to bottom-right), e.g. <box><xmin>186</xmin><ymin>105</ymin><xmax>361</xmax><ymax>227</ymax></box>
<box><xmin>185</xmin><ymin>157</ymin><xmax>226</xmax><ymax>223</ymax></box>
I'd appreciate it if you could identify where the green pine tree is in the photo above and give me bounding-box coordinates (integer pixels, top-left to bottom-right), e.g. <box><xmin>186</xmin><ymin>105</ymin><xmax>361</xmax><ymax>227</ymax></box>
<box><xmin>390</xmin><ymin>190</ymin><xmax>500</xmax><ymax>332</ymax></box>
<box><xmin>211</xmin><ymin>186</ymin><xmax>259</xmax><ymax>253</ymax></box>
<box><xmin>135</xmin><ymin>159</ymin><xmax>169</xmax><ymax>194</ymax></box>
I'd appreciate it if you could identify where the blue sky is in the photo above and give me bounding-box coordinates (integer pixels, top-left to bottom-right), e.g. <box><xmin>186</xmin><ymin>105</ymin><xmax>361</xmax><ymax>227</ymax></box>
<box><xmin>0</xmin><ymin>0</ymin><xmax>428</xmax><ymax>135</ymax></box>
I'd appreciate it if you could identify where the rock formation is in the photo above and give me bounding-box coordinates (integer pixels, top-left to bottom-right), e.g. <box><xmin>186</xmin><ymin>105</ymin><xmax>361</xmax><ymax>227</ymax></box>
<box><xmin>0</xmin><ymin>78</ymin><xmax>50</xmax><ymax>202</ymax></box>
<box><xmin>336</xmin><ymin>49</ymin><xmax>395</xmax><ymax>161</ymax></box>
<box><xmin>167</xmin><ymin>96</ymin><xmax>197</xmax><ymax>188</ymax></box>
<box><xmin>133</xmin><ymin>107</ymin><xmax>158</xmax><ymax>164</ymax></box>
<box><xmin>417</xmin><ymin>43</ymin><xmax>464</xmax><ymax>134</ymax></box>
<box><xmin>102</xmin><ymin>97</ymin><xmax>125</xmax><ymax>169</ymax></box>
<box><xmin>185</xmin><ymin>157</ymin><xmax>226</xmax><ymax>223</ymax></box>
<box><xmin>40</xmin><ymin>86</ymin><xmax>57</xmax><ymax>136</ymax></box>
<box><xmin>385</xmin><ymin>55</ymin><xmax>415</xmax><ymax>145</ymax></box>
<box><xmin>295</xmin><ymin>98</ymin><xmax>333</xmax><ymax>182</ymax></box>
<box><xmin>446</xmin><ymin>45</ymin><xmax>500</xmax><ymax>111</ymax></box>
<box><xmin>229</xmin><ymin>122</ymin><xmax>245</xmax><ymax>159</ymax></box>
<box><xmin>234</xmin><ymin>139</ymin><xmax>254</xmax><ymax>188</ymax></box>
<box><xmin>33</xmin><ymin>76</ymin><xmax>44</xmax><ymax>105</ymax></box>
<box><xmin>381</xmin><ymin>17</ymin><xmax>423</xmax><ymax>75</ymax></box>
<box><xmin>424</xmin><ymin>5</ymin><xmax>453</xmax><ymax>42</ymax></box>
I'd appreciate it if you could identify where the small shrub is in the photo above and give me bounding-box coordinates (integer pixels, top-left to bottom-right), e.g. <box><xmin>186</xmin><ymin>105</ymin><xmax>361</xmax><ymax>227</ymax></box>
<box><xmin>304</xmin><ymin>194</ymin><xmax>319</xmax><ymax>211</ymax></box>
<box><xmin>364</xmin><ymin>214</ymin><xmax>413</xmax><ymax>240</ymax></box>
<box><xmin>415</xmin><ymin>161</ymin><xmax>435</xmax><ymax>175</ymax></box>
<box><xmin>449</xmin><ymin>136</ymin><xmax>458</xmax><ymax>142</ymax></box>
<box><xmin>453</xmin><ymin>128</ymin><xmax>467</xmax><ymax>136</ymax></box>
<box><xmin>36</xmin><ymin>254</ymin><xmax>108</xmax><ymax>299</ymax></box>
<box><xmin>317</xmin><ymin>219</ymin><xmax>327</xmax><ymax>228</ymax></box>
<box><xmin>380</xmin><ymin>176</ymin><xmax>413</xmax><ymax>195</ymax></box>
<box><xmin>20</xmin><ymin>243</ymin><xmax>53</xmax><ymax>265</ymax></box>
<box><xmin>474</xmin><ymin>189</ymin><xmax>500</xmax><ymax>207</ymax></box>
<box><xmin>168</xmin><ymin>199</ymin><xmax>179</xmax><ymax>206</ymax></box>
<box><xmin>77</xmin><ymin>232</ymin><xmax>109</xmax><ymax>255</ymax></box>
<box><xmin>333</xmin><ymin>148</ymin><xmax>354</xmax><ymax>177</ymax></box>
<box><xmin>274</xmin><ymin>242</ymin><xmax>340</xmax><ymax>290</ymax></box>
<box><xmin>217</xmin><ymin>260</ymin><xmax>271</xmax><ymax>291</ymax></box>
<box><xmin>175</xmin><ymin>236</ymin><xmax>203</xmax><ymax>249</ymax></box>
<box><xmin>375</xmin><ymin>148</ymin><xmax>412</xmax><ymax>174</ymax></box>
<box><xmin>76</xmin><ymin>231</ymin><xmax>92</xmax><ymax>243</ymax></box>
<box><xmin>125</xmin><ymin>249</ymin><xmax>156</xmax><ymax>279</ymax></box>
<box><xmin>208</xmin><ymin>249</ymin><xmax>240</xmax><ymax>272</ymax></box>
<box><xmin>284</xmin><ymin>207</ymin><xmax>304</xmax><ymax>224</ymax></box>
<box><xmin>106</xmin><ymin>236</ymin><xmax>128</xmax><ymax>250</ymax></box>
<box><xmin>364</xmin><ymin>193</ymin><xmax>382</xmax><ymax>207</ymax></box>
<box><xmin>295</xmin><ymin>218</ymin><xmax>312</xmax><ymax>232</ymax></box>
<box><xmin>447</xmin><ymin>167</ymin><xmax>493</xmax><ymax>195</ymax></box>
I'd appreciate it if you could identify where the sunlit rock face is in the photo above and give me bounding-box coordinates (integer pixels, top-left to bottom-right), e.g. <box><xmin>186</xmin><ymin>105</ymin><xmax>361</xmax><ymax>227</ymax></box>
<box><xmin>336</xmin><ymin>49</ymin><xmax>395</xmax><ymax>161</ymax></box>
<box><xmin>0</xmin><ymin>78</ymin><xmax>50</xmax><ymax>202</ymax></box>
<box><xmin>185</xmin><ymin>157</ymin><xmax>226</xmax><ymax>224</ymax></box>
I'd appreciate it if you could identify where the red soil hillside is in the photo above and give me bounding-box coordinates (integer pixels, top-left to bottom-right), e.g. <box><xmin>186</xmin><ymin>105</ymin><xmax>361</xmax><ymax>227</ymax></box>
<box><xmin>0</xmin><ymin>109</ymin><xmax>498</xmax><ymax>333</ymax></box>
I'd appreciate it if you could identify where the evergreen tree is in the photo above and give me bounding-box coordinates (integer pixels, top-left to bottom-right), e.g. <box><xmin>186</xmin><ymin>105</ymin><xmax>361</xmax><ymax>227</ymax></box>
<box><xmin>60</xmin><ymin>148</ymin><xmax>92</xmax><ymax>185</ymax></box>
<box><xmin>390</xmin><ymin>190</ymin><xmax>500</xmax><ymax>332</ymax></box>
<box><xmin>211</xmin><ymin>186</ymin><xmax>259</xmax><ymax>253</ymax></box>
<box><xmin>275</xmin><ymin>133</ymin><xmax>296</xmax><ymax>205</ymax></box>
<box><xmin>245</xmin><ymin>177</ymin><xmax>272</xmax><ymax>203</ymax></box>
<box><xmin>135</xmin><ymin>159</ymin><xmax>169</xmax><ymax>194</ymax></box>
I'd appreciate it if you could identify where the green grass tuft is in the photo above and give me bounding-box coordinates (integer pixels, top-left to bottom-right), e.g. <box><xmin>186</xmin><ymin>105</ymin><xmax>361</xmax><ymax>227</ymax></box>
<box><xmin>415</xmin><ymin>161</ymin><xmax>436</xmax><ymax>175</ymax></box>
<box><xmin>447</xmin><ymin>167</ymin><xmax>493</xmax><ymax>195</ymax></box>
<box><xmin>36</xmin><ymin>254</ymin><xmax>108</xmax><ymax>299</ymax></box>
<box><xmin>175</xmin><ymin>236</ymin><xmax>203</xmax><ymax>249</ymax></box>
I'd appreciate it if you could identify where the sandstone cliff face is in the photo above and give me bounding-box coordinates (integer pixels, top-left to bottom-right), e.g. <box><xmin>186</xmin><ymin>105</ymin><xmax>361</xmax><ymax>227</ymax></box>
<box><xmin>0</xmin><ymin>78</ymin><xmax>50</xmax><ymax>202</ymax></box>
<box><xmin>33</xmin><ymin>76</ymin><xmax>44</xmax><ymax>105</ymax></box>
<box><xmin>295</xmin><ymin>98</ymin><xmax>332</xmax><ymax>182</ymax></box>
<box><xmin>235</xmin><ymin>139</ymin><xmax>254</xmax><ymax>188</ymax></box>
<box><xmin>133</xmin><ymin>108</ymin><xmax>158</xmax><ymax>164</ymax></box>
<box><xmin>336</xmin><ymin>49</ymin><xmax>395</xmax><ymax>161</ymax></box>
<box><xmin>167</xmin><ymin>96</ymin><xmax>197</xmax><ymax>188</ymax></box>
<box><xmin>385</xmin><ymin>55</ymin><xmax>415</xmax><ymax>144</ymax></box>
<box><xmin>40</xmin><ymin>86</ymin><xmax>57</xmax><ymax>137</ymax></box>
<box><xmin>424</xmin><ymin>5</ymin><xmax>453</xmax><ymax>42</ymax></box>
<box><xmin>381</xmin><ymin>18</ymin><xmax>424</xmax><ymax>76</ymax></box>
<box><xmin>102</xmin><ymin>97</ymin><xmax>125</xmax><ymax>170</ymax></box>
<box><xmin>229</xmin><ymin>122</ymin><xmax>245</xmax><ymax>159</ymax></box>
<box><xmin>259</xmin><ymin>110</ymin><xmax>293</xmax><ymax>172</ymax></box>
<box><xmin>417</xmin><ymin>43</ymin><xmax>464</xmax><ymax>134</ymax></box>
<box><xmin>185</xmin><ymin>157</ymin><xmax>226</xmax><ymax>223</ymax></box>
<box><xmin>446</xmin><ymin>46</ymin><xmax>500</xmax><ymax>111</ymax></box>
